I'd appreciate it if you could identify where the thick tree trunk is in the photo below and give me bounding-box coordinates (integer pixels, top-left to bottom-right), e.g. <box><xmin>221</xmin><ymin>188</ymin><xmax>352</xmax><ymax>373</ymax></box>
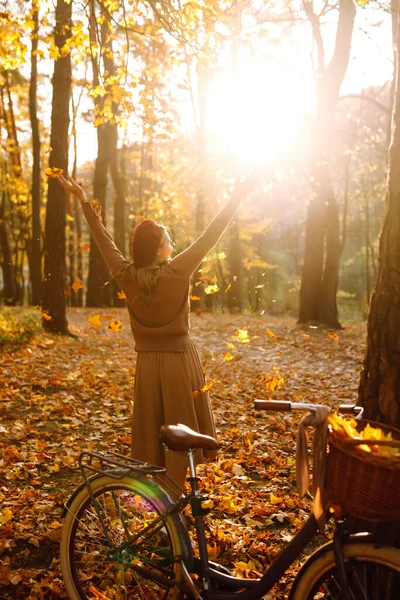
<box><xmin>29</xmin><ymin>0</ymin><xmax>42</xmax><ymax>306</ymax></box>
<box><xmin>299</xmin><ymin>0</ymin><xmax>356</xmax><ymax>326</ymax></box>
<box><xmin>318</xmin><ymin>196</ymin><xmax>342</xmax><ymax>328</ymax></box>
<box><xmin>358</xmin><ymin>3</ymin><xmax>400</xmax><ymax>428</ymax></box>
<box><xmin>42</xmin><ymin>0</ymin><xmax>72</xmax><ymax>333</ymax></box>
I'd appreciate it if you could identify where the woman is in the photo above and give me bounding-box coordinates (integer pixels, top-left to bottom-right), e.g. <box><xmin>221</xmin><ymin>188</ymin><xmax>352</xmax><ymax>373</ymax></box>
<box><xmin>57</xmin><ymin>173</ymin><xmax>258</xmax><ymax>489</ymax></box>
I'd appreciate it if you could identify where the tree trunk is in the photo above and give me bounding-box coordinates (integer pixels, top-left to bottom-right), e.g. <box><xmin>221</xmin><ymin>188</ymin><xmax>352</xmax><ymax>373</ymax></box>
<box><xmin>358</xmin><ymin>3</ymin><xmax>400</xmax><ymax>428</ymax></box>
<box><xmin>227</xmin><ymin>216</ymin><xmax>242</xmax><ymax>312</ymax></box>
<box><xmin>86</xmin><ymin>7</ymin><xmax>112</xmax><ymax>307</ymax></box>
<box><xmin>29</xmin><ymin>0</ymin><xmax>42</xmax><ymax>306</ymax></box>
<box><xmin>71</xmin><ymin>89</ymin><xmax>83</xmax><ymax>306</ymax></box>
<box><xmin>318</xmin><ymin>196</ymin><xmax>342</xmax><ymax>328</ymax></box>
<box><xmin>101</xmin><ymin>22</ymin><xmax>126</xmax><ymax>307</ymax></box>
<box><xmin>0</xmin><ymin>191</ymin><xmax>16</xmax><ymax>304</ymax></box>
<box><xmin>299</xmin><ymin>0</ymin><xmax>356</xmax><ymax>326</ymax></box>
<box><xmin>42</xmin><ymin>0</ymin><xmax>72</xmax><ymax>333</ymax></box>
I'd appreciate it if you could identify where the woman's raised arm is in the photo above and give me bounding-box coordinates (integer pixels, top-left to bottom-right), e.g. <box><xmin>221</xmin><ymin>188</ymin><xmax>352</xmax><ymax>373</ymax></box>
<box><xmin>57</xmin><ymin>174</ymin><xmax>130</xmax><ymax>278</ymax></box>
<box><xmin>170</xmin><ymin>173</ymin><xmax>259</xmax><ymax>277</ymax></box>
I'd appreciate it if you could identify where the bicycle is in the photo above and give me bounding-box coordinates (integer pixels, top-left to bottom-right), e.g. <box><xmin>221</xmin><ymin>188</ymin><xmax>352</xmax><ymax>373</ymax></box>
<box><xmin>60</xmin><ymin>401</ymin><xmax>400</xmax><ymax>599</ymax></box>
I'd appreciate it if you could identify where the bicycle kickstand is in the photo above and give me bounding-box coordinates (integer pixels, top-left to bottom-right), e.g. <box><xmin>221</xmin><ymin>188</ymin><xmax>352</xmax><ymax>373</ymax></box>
<box><xmin>333</xmin><ymin>518</ymin><xmax>351</xmax><ymax>600</ymax></box>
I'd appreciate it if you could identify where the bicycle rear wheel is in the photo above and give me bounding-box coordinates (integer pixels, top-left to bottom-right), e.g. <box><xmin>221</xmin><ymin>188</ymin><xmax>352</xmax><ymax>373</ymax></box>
<box><xmin>60</xmin><ymin>473</ymin><xmax>192</xmax><ymax>600</ymax></box>
<box><xmin>290</xmin><ymin>542</ymin><xmax>400</xmax><ymax>599</ymax></box>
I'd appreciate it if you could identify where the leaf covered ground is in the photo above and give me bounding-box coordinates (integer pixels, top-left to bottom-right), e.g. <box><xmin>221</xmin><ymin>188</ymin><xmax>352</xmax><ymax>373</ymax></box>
<box><xmin>0</xmin><ymin>308</ymin><xmax>365</xmax><ymax>598</ymax></box>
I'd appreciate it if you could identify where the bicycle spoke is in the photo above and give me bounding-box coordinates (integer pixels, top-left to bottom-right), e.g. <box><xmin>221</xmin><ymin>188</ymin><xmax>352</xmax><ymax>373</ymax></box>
<box><xmin>66</xmin><ymin>483</ymin><xmax>178</xmax><ymax>599</ymax></box>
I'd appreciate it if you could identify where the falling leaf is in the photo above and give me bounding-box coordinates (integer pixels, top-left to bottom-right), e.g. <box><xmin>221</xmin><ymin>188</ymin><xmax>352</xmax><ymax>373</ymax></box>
<box><xmin>217</xmin><ymin>252</ymin><xmax>227</xmax><ymax>260</ymax></box>
<box><xmin>88</xmin><ymin>314</ymin><xmax>102</xmax><ymax>327</ymax></box>
<box><xmin>72</xmin><ymin>278</ymin><xmax>83</xmax><ymax>292</ymax></box>
<box><xmin>226</xmin><ymin>342</ymin><xmax>235</xmax><ymax>349</ymax></box>
<box><xmin>225</xmin><ymin>283</ymin><xmax>232</xmax><ymax>292</ymax></box>
<box><xmin>266</xmin><ymin>328</ymin><xmax>276</xmax><ymax>338</ymax></box>
<box><xmin>82</xmin><ymin>242</ymin><xmax>90</xmax><ymax>253</ymax></box>
<box><xmin>205</xmin><ymin>284</ymin><xmax>219</xmax><ymax>295</ymax></box>
<box><xmin>265</xmin><ymin>367</ymin><xmax>284</xmax><ymax>393</ymax></box>
<box><xmin>44</xmin><ymin>167</ymin><xmax>63</xmax><ymax>178</ymax></box>
<box><xmin>222</xmin><ymin>352</ymin><xmax>234</xmax><ymax>362</ymax></box>
<box><xmin>37</xmin><ymin>306</ymin><xmax>52</xmax><ymax>321</ymax></box>
<box><xmin>233</xmin><ymin>328</ymin><xmax>251</xmax><ymax>345</ymax></box>
<box><xmin>190</xmin><ymin>295</ymin><xmax>200</xmax><ymax>301</ymax></box>
<box><xmin>107</xmin><ymin>319</ymin><xmax>123</xmax><ymax>332</ymax></box>
<box><xmin>192</xmin><ymin>380</ymin><xmax>214</xmax><ymax>397</ymax></box>
<box><xmin>117</xmin><ymin>291</ymin><xmax>126</xmax><ymax>299</ymax></box>
<box><xmin>328</xmin><ymin>332</ymin><xmax>339</xmax><ymax>340</ymax></box>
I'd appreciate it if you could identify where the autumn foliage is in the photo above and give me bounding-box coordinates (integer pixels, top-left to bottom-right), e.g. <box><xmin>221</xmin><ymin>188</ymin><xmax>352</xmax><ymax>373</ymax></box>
<box><xmin>0</xmin><ymin>309</ymin><xmax>366</xmax><ymax>597</ymax></box>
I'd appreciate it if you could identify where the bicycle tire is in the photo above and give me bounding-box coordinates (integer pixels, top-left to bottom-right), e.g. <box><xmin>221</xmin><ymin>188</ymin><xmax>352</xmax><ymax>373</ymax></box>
<box><xmin>60</xmin><ymin>473</ymin><xmax>193</xmax><ymax>600</ymax></box>
<box><xmin>289</xmin><ymin>541</ymin><xmax>400</xmax><ymax>599</ymax></box>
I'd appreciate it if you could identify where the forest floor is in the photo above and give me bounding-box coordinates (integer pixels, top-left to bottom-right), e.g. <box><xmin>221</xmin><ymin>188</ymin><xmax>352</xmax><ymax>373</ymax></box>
<box><xmin>0</xmin><ymin>308</ymin><xmax>366</xmax><ymax>598</ymax></box>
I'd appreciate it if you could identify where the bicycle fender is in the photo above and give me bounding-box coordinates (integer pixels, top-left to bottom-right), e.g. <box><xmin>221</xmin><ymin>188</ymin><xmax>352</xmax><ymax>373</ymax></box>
<box><xmin>288</xmin><ymin>532</ymin><xmax>382</xmax><ymax>599</ymax></box>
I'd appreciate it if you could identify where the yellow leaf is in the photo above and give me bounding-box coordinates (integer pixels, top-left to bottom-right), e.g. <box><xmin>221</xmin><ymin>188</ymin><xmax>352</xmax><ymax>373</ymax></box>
<box><xmin>205</xmin><ymin>284</ymin><xmax>219</xmax><ymax>295</ymax></box>
<box><xmin>82</xmin><ymin>242</ymin><xmax>90</xmax><ymax>253</ymax></box>
<box><xmin>37</xmin><ymin>306</ymin><xmax>52</xmax><ymax>321</ymax></box>
<box><xmin>217</xmin><ymin>252</ymin><xmax>227</xmax><ymax>260</ymax></box>
<box><xmin>234</xmin><ymin>560</ymin><xmax>257</xmax><ymax>572</ymax></box>
<box><xmin>328</xmin><ymin>332</ymin><xmax>339</xmax><ymax>340</ymax></box>
<box><xmin>234</xmin><ymin>328</ymin><xmax>251</xmax><ymax>345</ymax></box>
<box><xmin>269</xmin><ymin>494</ymin><xmax>282</xmax><ymax>505</ymax></box>
<box><xmin>225</xmin><ymin>283</ymin><xmax>232</xmax><ymax>292</ymax></box>
<box><xmin>192</xmin><ymin>380</ymin><xmax>214</xmax><ymax>397</ymax></box>
<box><xmin>0</xmin><ymin>507</ymin><xmax>13</xmax><ymax>524</ymax></box>
<box><xmin>190</xmin><ymin>295</ymin><xmax>200</xmax><ymax>301</ymax></box>
<box><xmin>117</xmin><ymin>291</ymin><xmax>126</xmax><ymax>299</ymax></box>
<box><xmin>222</xmin><ymin>352</ymin><xmax>234</xmax><ymax>362</ymax></box>
<box><xmin>52</xmin><ymin>463</ymin><xmax>60</xmax><ymax>473</ymax></box>
<box><xmin>72</xmin><ymin>277</ymin><xmax>83</xmax><ymax>292</ymax></box>
<box><xmin>88</xmin><ymin>314</ymin><xmax>102</xmax><ymax>327</ymax></box>
<box><xmin>108</xmin><ymin>319</ymin><xmax>123</xmax><ymax>332</ymax></box>
<box><xmin>266</xmin><ymin>328</ymin><xmax>276</xmax><ymax>338</ymax></box>
<box><xmin>226</xmin><ymin>342</ymin><xmax>235</xmax><ymax>349</ymax></box>
<box><xmin>44</xmin><ymin>167</ymin><xmax>63</xmax><ymax>178</ymax></box>
<box><xmin>201</xmin><ymin>381</ymin><xmax>214</xmax><ymax>393</ymax></box>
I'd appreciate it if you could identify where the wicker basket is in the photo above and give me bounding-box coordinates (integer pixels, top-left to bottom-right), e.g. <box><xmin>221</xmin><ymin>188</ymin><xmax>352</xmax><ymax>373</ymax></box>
<box><xmin>325</xmin><ymin>419</ymin><xmax>400</xmax><ymax>522</ymax></box>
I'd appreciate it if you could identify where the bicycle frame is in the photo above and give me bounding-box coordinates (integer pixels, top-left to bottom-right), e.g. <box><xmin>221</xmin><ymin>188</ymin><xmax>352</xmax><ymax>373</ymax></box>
<box><xmin>72</xmin><ymin>449</ymin><xmax>324</xmax><ymax>598</ymax></box>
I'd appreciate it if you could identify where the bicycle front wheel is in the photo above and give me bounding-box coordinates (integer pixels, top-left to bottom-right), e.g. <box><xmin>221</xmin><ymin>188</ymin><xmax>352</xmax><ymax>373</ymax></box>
<box><xmin>60</xmin><ymin>473</ymin><xmax>192</xmax><ymax>600</ymax></box>
<box><xmin>290</xmin><ymin>541</ymin><xmax>400</xmax><ymax>599</ymax></box>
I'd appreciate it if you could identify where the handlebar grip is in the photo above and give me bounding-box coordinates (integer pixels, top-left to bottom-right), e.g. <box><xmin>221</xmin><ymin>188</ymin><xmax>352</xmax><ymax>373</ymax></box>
<box><xmin>338</xmin><ymin>404</ymin><xmax>363</xmax><ymax>415</ymax></box>
<box><xmin>254</xmin><ymin>400</ymin><xmax>292</xmax><ymax>412</ymax></box>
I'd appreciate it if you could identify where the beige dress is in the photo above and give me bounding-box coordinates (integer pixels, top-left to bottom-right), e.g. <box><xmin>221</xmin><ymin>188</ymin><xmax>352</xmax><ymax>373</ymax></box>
<box><xmin>82</xmin><ymin>196</ymin><xmax>240</xmax><ymax>469</ymax></box>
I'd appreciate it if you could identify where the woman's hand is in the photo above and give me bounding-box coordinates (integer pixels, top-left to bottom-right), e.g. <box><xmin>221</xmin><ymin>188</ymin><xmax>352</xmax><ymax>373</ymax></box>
<box><xmin>57</xmin><ymin>174</ymin><xmax>87</xmax><ymax>202</ymax></box>
<box><xmin>231</xmin><ymin>170</ymin><xmax>260</xmax><ymax>204</ymax></box>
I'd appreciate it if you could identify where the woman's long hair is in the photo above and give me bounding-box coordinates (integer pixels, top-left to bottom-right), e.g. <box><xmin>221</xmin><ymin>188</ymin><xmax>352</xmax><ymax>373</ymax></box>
<box><xmin>133</xmin><ymin>226</ymin><xmax>169</xmax><ymax>301</ymax></box>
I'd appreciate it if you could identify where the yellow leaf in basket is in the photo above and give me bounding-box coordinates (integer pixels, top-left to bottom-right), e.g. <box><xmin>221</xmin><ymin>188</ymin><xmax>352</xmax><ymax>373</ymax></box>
<box><xmin>328</xmin><ymin>414</ymin><xmax>359</xmax><ymax>440</ymax></box>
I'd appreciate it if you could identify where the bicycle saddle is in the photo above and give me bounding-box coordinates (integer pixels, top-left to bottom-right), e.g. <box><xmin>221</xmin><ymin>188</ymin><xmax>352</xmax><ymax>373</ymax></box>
<box><xmin>160</xmin><ymin>424</ymin><xmax>220</xmax><ymax>452</ymax></box>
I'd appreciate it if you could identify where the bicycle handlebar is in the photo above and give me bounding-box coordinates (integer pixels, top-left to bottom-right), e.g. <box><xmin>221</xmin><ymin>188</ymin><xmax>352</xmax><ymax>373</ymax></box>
<box><xmin>254</xmin><ymin>399</ymin><xmax>364</xmax><ymax>417</ymax></box>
